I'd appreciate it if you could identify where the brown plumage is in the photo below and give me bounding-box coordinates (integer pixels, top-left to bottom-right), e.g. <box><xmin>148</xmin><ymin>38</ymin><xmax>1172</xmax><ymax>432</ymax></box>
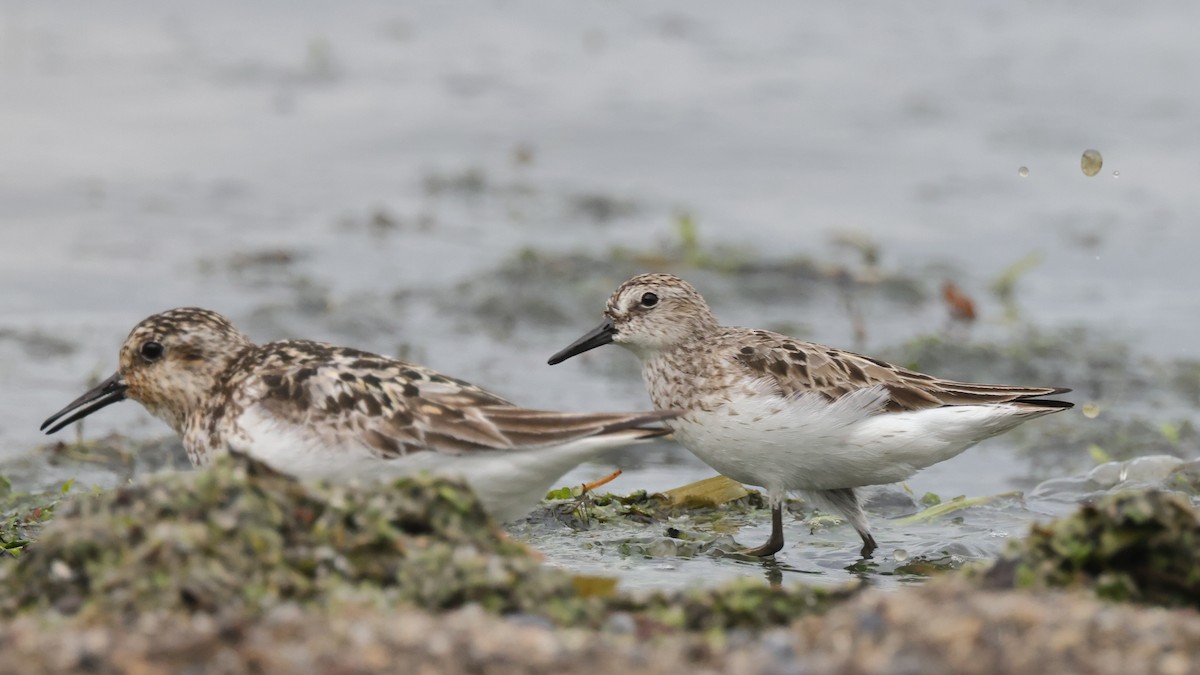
<box><xmin>550</xmin><ymin>272</ymin><xmax>1072</xmax><ymax>558</ymax></box>
<box><xmin>42</xmin><ymin>308</ymin><xmax>677</xmax><ymax>522</ymax></box>
<box><xmin>725</xmin><ymin>330</ymin><xmax>1069</xmax><ymax>413</ymax></box>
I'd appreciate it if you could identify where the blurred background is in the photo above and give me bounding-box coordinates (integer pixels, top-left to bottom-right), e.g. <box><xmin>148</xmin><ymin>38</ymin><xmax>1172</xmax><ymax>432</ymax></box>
<box><xmin>3</xmin><ymin>1</ymin><xmax>1199</xmax><ymax>584</ymax></box>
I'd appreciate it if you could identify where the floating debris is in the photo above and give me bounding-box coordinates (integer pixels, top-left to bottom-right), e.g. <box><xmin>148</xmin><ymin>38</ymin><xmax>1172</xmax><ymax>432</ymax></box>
<box><xmin>570</xmin><ymin>574</ymin><xmax>619</xmax><ymax>599</ymax></box>
<box><xmin>896</xmin><ymin>491</ymin><xmax>1022</xmax><ymax>526</ymax></box>
<box><xmin>542</xmin><ymin>475</ymin><xmax>777</xmax><ymax>536</ymax></box>
<box><xmin>941</xmin><ymin>281</ymin><xmax>977</xmax><ymax>323</ymax></box>
<box><xmin>1081</xmin><ymin>149</ymin><xmax>1103</xmax><ymax>177</ymax></box>
<box><xmin>423</xmin><ymin>167</ymin><xmax>488</xmax><ymax>197</ymax></box>
<box><xmin>0</xmin><ymin>328</ymin><xmax>78</xmax><ymax>359</ymax></box>
<box><xmin>568</xmin><ymin>193</ymin><xmax>640</xmax><ymax>223</ymax></box>
<box><xmin>512</xmin><ymin>142</ymin><xmax>536</xmax><ymax>167</ymax></box>
<box><xmin>660</xmin><ymin>475</ymin><xmax>750</xmax><ymax>509</ymax></box>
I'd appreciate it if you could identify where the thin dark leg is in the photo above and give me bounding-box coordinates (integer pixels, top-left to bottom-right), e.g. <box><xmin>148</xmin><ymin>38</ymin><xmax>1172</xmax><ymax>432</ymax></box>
<box><xmin>859</xmin><ymin>531</ymin><xmax>878</xmax><ymax>558</ymax></box>
<box><xmin>816</xmin><ymin>487</ymin><xmax>877</xmax><ymax>558</ymax></box>
<box><xmin>739</xmin><ymin>502</ymin><xmax>785</xmax><ymax>557</ymax></box>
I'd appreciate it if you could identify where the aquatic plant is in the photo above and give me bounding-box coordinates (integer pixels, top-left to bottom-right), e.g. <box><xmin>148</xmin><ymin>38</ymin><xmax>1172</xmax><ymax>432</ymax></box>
<box><xmin>0</xmin><ymin>455</ymin><xmax>851</xmax><ymax>630</ymax></box>
<box><xmin>978</xmin><ymin>490</ymin><xmax>1200</xmax><ymax>608</ymax></box>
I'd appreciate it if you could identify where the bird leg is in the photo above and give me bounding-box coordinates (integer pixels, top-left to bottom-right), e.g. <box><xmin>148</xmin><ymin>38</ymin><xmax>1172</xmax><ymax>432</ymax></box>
<box><xmin>738</xmin><ymin>501</ymin><xmax>785</xmax><ymax>557</ymax></box>
<box><xmin>817</xmin><ymin>487</ymin><xmax>877</xmax><ymax>558</ymax></box>
<box><xmin>859</xmin><ymin>531</ymin><xmax>878</xmax><ymax>558</ymax></box>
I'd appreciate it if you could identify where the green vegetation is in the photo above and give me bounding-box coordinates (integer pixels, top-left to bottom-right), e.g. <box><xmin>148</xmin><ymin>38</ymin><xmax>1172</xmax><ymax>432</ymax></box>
<box><xmin>0</xmin><ymin>475</ymin><xmax>64</xmax><ymax>558</ymax></box>
<box><xmin>896</xmin><ymin>492</ymin><xmax>1022</xmax><ymax>526</ymax></box>
<box><xmin>0</xmin><ymin>455</ymin><xmax>852</xmax><ymax>631</ymax></box>
<box><xmin>977</xmin><ymin>490</ymin><xmax>1200</xmax><ymax>608</ymax></box>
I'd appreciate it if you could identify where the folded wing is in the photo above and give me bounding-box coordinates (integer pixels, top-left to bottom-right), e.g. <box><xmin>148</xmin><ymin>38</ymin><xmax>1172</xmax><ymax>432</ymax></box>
<box><xmin>730</xmin><ymin>332</ymin><xmax>1072</xmax><ymax>413</ymax></box>
<box><xmin>236</xmin><ymin>344</ymin><xmax>676</xmax><ymax>459</ymax></box>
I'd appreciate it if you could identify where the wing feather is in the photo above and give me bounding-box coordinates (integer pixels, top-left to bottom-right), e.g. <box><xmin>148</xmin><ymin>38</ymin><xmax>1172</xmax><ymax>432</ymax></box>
<box><xmin>234</xmin><ymin>341</ymin><xmax>676</xmax><ymax>459</ymax></box>
<box><xmin>727</xmin><ymin>330</ymin><xmax>1071</xmax><ymax>413</ymax></box>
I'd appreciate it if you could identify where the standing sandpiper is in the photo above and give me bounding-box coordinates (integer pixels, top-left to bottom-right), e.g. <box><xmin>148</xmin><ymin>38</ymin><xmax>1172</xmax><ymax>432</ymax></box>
<box><xmin>42</xmin><ymin>308</ymin><xmax>676</xmax><ymax>522</ymax></box>
<box><xmin>549</xmin><ymin>273</ymin><xmax>1072</xmax><ymax>557</ymax></box>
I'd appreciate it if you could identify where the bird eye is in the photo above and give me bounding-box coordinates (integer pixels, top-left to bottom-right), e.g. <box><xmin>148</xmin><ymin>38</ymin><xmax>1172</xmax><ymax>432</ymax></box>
<box><xmin>140</xmin><ymin>340</ymin><xmax>164</xmax><ymax>362</ymax></box>
<box><xmin>640</xmin><ymin>292</ymin><xmax>659</xmax><ymax>308</ymax></box>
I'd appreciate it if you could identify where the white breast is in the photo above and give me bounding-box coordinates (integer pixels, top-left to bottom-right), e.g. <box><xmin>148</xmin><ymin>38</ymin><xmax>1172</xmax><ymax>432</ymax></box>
<box><xmin>670</xmin><ymin>381</ymin><xmax>1039</xmax><ymax>492</ymax></box>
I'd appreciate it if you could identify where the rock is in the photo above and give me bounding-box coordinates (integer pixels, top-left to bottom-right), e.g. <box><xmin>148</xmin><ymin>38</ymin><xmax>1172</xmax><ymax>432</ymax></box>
<box><xmin>976</xmin><ymin>489</ymin><xmax>1200</xmax><ymax>607</ymax></box>
<box><xmin>0</xmin><ymin>581</ymin><xmax>1197</xmax><ymax>673</ymax></box>
<box><xmin>0</xmin><ymin>454</ymin><xmax>568</xmax><ymax>620</ymax></box>
<box><xmin>0</xmin><ymin>453</ymin><xmax>849</xmax><ymax>631</ymax></box>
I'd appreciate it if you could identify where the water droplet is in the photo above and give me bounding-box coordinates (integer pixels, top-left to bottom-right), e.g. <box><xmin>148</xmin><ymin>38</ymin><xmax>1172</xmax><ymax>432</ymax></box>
<box><xmin>893</xmin><ymin>548</ymin><xmax>909</xmax><ymax>562</ymax></box>
<box><xmin>1112</xmin><ymin>170</ymin><xmax>1120</xmax><ymax>178</ymax></box>
<box><xmin>1082</xmin><ymin>402</ymin><xmax>1100</xmax><ymax>419</ymax></box>
<box><xmin>1018</xmin><ymin>166</ymin><xmax>1029</xmax><ymax>178</ymax></box>
<box><xmin>1081</xmin><ymin>149</ymin><xmax>1103</xmax><ymax>177</ymax></box>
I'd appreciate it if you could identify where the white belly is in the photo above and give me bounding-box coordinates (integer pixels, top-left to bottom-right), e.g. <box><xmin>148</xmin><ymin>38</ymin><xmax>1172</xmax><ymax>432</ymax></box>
<box><xmin>204</xmin><ymin>407</ymin><xmax>642</xmax><ymax>523</ymax></box>
<box><xmin>669</xmin><ymin>385</ymin><xmax>1043</xmax><ymax>492</ymax></box>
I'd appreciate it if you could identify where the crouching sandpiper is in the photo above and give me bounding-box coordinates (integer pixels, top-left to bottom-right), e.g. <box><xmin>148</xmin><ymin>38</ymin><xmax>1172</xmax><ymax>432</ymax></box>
<box><xmin>42</xmin><ymin>307</ymin><xmax>676</xmax><ymax>523</ymax></box>
<box><xmin>549</xmin><ymin>273</ymin><xmax>1072</xmax><ymax>557</ymax></box>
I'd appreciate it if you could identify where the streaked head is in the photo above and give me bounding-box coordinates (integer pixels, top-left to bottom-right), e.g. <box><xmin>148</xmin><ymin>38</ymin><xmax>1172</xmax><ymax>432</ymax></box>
<box><xmin>41</xmin><ymin>308</ymin><xmax>252</xmax><ymax>435</ymax></box>
<box><xmin>548</xmin><ymin>273</ymin><xmax>719</xmax><ymax>364</ymax></box>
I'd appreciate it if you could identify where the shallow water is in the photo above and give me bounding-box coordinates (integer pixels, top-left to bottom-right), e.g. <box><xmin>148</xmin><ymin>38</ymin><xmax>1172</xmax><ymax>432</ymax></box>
<box><xmin>3</xmin><ymin>1</ymin><xmax>1200</xmax><ymax>589</ymax></box>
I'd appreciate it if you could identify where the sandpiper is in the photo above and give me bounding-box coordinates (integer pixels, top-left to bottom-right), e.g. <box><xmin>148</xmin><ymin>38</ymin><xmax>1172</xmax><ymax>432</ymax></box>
<box><xmin>549</xmin><ymin>273</ymin><xmax>1072</xmax><ymax>557</ymax></box>
<box><xmin>42</xmin><ymin>308</ymin><xmax>676</xmax><ymax>522</ymax></box>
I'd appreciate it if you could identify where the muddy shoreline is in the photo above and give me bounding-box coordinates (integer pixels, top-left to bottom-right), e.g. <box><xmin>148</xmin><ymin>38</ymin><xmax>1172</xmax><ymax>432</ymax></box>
<box><xmin>2</xmin><ymin>454</ymin><xmax>1198</xmax><ymax>673</ymax></box>
<box><xmin>2</xmin><ymin>582</ymin><xmax>1198</xmax><ymax>674</ymax></box>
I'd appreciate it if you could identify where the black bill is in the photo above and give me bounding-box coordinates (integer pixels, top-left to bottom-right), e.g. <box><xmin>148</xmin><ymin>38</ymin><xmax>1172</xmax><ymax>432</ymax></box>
<box><xmin>547</xmin><ymin>318</ymin><xmax>616</xmax><ymax>365</ymax></box>
<box><xmin>40</xmin><ymin>372</ymin><xmax>128</xmax><ymax>435</ymax></box>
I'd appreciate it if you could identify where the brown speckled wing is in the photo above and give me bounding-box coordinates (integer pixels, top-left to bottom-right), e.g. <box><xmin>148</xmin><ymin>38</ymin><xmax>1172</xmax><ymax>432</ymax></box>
<box><xmin>728</xmin><ymin>330</ymin><xmax>1070</xmax><ymax>413</ymax></box>
<box><xmin>237</xmin><ymin>341</ymin><xmax>675</xmax><ymax>458</ymax></box>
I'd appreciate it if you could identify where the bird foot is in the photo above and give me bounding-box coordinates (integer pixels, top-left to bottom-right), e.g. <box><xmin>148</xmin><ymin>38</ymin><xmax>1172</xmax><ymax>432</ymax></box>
<box><xmin>735</xmin><ymin>501</ymin><xmax>786</xmax><ymax>557</ymax></box>
<box><xmin>736</xmin><ymin>540</ymin><xmax>784</xmax><ymax>557</ymax></box>
<box><xmin>858</xmin><ymin>533</ymin><xmax>878</xmax><ymax>559</ymax></box>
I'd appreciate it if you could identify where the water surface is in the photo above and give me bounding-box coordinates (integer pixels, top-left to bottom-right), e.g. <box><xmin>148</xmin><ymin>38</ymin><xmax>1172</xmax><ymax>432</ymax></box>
<box><xmin>3</xmin><ymin>1</ymin><xmax>1198</xmax><ymax>589</ymax></box>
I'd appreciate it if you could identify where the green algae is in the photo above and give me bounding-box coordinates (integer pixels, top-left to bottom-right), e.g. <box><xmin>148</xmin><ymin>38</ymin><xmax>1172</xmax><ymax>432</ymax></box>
<box><xmin>539</xmin><ymin>480</ymin><xmax>834</xmax><ymax>559</ymax></box>
<box><xmin>611</xmin><ymin>576</ymin><xmax>854</xmax><ymax>633</ymax></box>
<box><xmin>879</xmin><ymin>328</ymin><xmax>1200</xmax><ymax>478</ymax></box>
<box><xmin>977</xmin><ymin>490</ymin><xmax>1200</xmax><ymax>608</ymax></box>
<box><xmin>0</xmin><ymin>476</ymin><xmax>64</xmax><ymax>558</ymax></box>
<box><xmin>895</xmin><ymin>491</ymin><xmax>1022</xmax><ymax>526</ymax></box>
<box><xmin>882</xmin><ymin>327</ymin><xmax>1134</xmax><ymax>392</ymax></box>
<box><xmin>1166</xmin><ymin>463</ymin><xmax>1200</xmax><ymax>496</ymax></box>
<box><xmin>0</xmin><ymin>455</ymin><xmax>851</xmax><ymax>632</ymax></box>
<box><xmin>18</xmin><ymin>433</ymin><xmax>193</xmax><ymax>492</ymax></box>
<box><xmin>0</xmin><ymin>456</ymin><xmax>566</xmax><ymax>620</ymax></box>
<box><xmin>543</xmin><ymin>483</ymin><xmax>774</xmax><ymax>531</ymax></box>
<box><xmin>1034</xmin><ymin>416</ymin><xmax>1196</xmax><ymax>466</ymax></box>
<box><xmin>448</xmin><ymin>226</ymin><xmax>925</xmax><ymax>336</ymax></box>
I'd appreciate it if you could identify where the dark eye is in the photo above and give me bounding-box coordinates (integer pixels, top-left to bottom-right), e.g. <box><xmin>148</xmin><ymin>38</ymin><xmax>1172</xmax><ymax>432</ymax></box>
<box><xmin>640</xmin><ymin>292</ymin><xmax>659</xmax><ymax>308</ymax></box>
<box><xmin>140</xmin><ymin>341</ymin><xmax>164</xmax><ymax>362</ymax></box>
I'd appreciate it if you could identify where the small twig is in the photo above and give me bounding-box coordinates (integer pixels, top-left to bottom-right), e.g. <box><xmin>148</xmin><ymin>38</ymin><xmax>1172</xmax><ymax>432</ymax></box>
<box><xmin>580</xmin><ymin>468</ymin><xmax>622</xmax><ymax>494</ymax></box>
<box><xmin>566</xmin><ymin>469</ymin><xmax>623</xmax><ymax>526</ymax></box>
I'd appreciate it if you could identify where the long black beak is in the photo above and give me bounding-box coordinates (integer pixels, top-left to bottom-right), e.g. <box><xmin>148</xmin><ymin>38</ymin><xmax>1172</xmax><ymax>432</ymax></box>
<box><xmin>548</xmin><ymin>318</ymin><xmax>616</xmax><ymax>365</ymax></box>
<box><xmin>40</xmin><ymin>372</ymin><xmax>128</xmax><ymax>435</ymax></box>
